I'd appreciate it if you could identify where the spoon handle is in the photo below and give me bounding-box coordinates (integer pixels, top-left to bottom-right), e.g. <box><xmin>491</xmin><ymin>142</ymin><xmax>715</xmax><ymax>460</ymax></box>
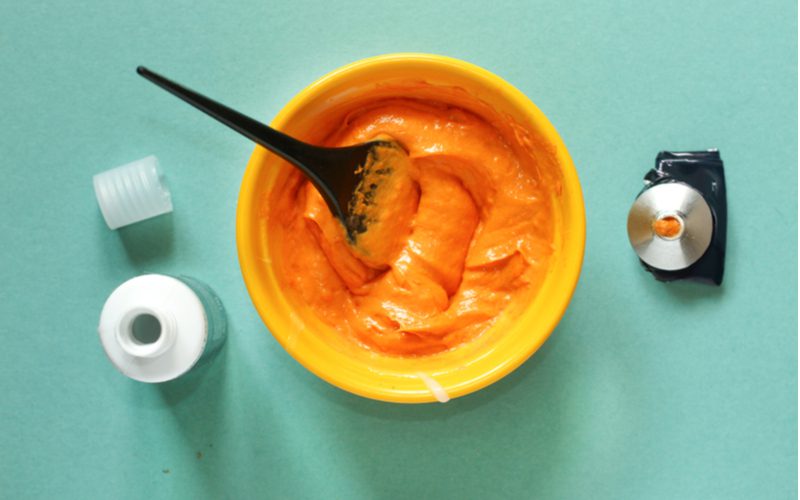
<box><xmin>136</xmin><ymin>66</ymin><xmax>317</xmax><ymax>168</ymax></box>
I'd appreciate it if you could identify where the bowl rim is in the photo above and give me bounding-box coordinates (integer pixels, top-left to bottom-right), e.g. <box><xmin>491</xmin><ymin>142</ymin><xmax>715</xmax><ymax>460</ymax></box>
<box><xmin>236</xmin><ymin>53</ymin><xmax>586</xmax><ymax>403</ymax></box>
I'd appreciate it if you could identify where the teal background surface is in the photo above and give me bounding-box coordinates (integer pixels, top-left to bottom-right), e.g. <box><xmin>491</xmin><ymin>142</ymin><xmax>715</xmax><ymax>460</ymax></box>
<box><xmin>1</xmin><ymin>0</ymin><xmax>796</xmax><ymax>498</ymax></box>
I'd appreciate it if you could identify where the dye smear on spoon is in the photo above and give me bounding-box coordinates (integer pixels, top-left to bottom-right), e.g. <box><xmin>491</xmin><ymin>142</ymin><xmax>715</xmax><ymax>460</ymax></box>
<box><xmin>136</xmin><ymin>66</ymin><xmax>409</xmax><ymax>256</ymax></box>
<box><xmin>344</xmin><ymin>139</ymin><xmax>416</xmax><ymax>268</ymax></box>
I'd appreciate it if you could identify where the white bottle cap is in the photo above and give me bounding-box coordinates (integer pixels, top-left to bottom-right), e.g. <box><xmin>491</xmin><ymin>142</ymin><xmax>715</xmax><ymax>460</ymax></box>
<box><xmin>93</xmin><ymin>155</ymin><xmax>173</xmax><ymax>230</ymax></box>
<box><xmin>98</xmin><ymin>274</ymin><xmax>209</xmax><ymax>383</ymax></box>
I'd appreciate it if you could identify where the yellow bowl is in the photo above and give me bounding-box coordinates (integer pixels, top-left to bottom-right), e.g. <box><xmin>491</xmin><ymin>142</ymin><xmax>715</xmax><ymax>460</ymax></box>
<box><xmin>236</xmin><ymin>53</ymin><xmax>585</xmax><ymax>403</ymax></box>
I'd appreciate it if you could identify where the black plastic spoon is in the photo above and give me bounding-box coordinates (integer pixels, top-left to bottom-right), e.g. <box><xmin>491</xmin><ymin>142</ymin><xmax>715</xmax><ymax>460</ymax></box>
<box><xmin>136</xmin><ymin>66</ymin><xmax>395</xmax><ymax>238</ymax></box>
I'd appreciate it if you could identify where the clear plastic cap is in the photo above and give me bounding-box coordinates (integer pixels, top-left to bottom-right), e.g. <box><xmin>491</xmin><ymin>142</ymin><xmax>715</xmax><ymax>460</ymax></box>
<box><xmin>93</xmin><ymin>155</ymin><xmax>173</xmax><ymax>230</ymax></box>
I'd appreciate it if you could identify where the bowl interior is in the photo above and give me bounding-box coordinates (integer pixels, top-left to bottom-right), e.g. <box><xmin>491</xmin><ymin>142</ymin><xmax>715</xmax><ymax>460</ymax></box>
<box><xmin>237</xmin><ymin>54</ymin><xmax>585</xmax><ymax>403</ymax></box>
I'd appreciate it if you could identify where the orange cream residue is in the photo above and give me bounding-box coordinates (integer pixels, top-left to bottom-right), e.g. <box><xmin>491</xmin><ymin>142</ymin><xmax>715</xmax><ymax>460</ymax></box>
<box><xmin>269</xmin><ymin>85</ymin><xmax>557</xmax><ymax>356</ymax></box>
<box><xmin>652</xmin><ymin>215</ymin><xmax>682</xmax><ymax>239</ymax></box>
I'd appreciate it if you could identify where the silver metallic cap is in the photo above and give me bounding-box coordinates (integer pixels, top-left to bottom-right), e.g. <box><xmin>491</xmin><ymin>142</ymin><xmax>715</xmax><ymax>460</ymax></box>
<box><xmin>627</xmin><ymin>182</ymin><xmax>713</xmax><ymax>271</ymax></box>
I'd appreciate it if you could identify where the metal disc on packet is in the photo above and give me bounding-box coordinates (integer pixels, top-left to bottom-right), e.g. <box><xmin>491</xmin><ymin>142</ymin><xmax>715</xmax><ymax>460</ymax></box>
<box><xmin>627</xmin><ymin>182</ymin><xmax>713</xmax><ymax>271</ymax></box>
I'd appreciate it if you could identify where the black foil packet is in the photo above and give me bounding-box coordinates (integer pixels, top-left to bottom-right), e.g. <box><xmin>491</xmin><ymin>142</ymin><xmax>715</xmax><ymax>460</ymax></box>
<box><xmin>638</xmin><ymin>150</ymin><xmax>727</xmax><ymax>285</ymax></box>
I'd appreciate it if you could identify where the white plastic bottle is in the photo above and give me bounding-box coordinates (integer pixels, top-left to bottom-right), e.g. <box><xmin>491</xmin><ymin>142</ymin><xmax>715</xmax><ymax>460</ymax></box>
<box><xmin>98</xmin><ymin>274</ymin><xmax>227</xmax><ymax>382</ymax></box>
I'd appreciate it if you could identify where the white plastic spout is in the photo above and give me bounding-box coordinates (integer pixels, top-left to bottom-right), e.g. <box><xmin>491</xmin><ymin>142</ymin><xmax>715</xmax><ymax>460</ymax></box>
<box><xmin>115</xmin><ymin>307</ymin><xmax>177</xmax><ymax>359</ymax></box>
<box><xmin>93</xmin><ymin>155</ymin><xmax>173</xmax><ymax>230</ymax></box>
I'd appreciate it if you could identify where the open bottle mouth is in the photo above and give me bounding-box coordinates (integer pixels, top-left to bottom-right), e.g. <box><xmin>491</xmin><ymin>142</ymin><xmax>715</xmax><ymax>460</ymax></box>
<box><xmin>652</xmin><ymin>213</ymin><xmax>684</xmax><ymax>240</ymax></box>
<box><xmin>115</xmin><ymin>307</ymin><xmax>176</xmax><ymax>358</ymax></box>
